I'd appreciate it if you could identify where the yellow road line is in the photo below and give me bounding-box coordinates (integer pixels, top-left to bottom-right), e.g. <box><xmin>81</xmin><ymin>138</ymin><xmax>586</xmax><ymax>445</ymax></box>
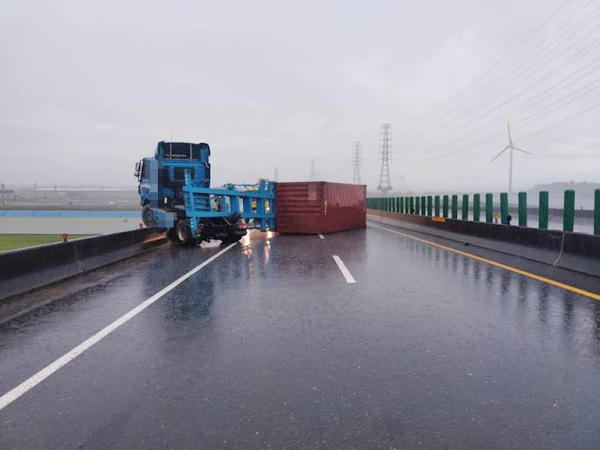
<box><xmin>369</xmin><ymin>222</ymin><xmax>600</xmax><ymax>301</ymax></box>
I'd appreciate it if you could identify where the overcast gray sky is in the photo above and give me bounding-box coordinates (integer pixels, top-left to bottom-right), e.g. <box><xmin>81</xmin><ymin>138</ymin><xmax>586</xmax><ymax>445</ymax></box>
<box><xmin>1</xmin><ymin>0</ymin><xmax>599</xmax><ymax>192</ymax></box>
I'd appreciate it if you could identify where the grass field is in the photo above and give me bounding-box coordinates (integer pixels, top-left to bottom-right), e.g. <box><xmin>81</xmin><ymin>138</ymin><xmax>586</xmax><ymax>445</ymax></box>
<box><xmin>0</xmin><ymin>234</ymin><xmax>92</xmax><ymax>252</ymax></box>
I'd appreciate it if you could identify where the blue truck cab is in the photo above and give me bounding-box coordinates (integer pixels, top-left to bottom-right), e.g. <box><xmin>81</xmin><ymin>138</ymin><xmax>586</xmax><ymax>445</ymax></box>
<box><xmin>136</xmin><ymin>141</ymin><xmax>210</xmax><ymax>222</ymax></box>
<box><xmin>134</xmin><ymin>141</ymin><xmax>275</xmax><ymax>245</ymax></box>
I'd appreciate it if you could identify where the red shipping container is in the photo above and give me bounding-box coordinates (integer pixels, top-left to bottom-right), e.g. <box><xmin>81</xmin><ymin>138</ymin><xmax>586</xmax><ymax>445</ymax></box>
<box><xmin>275</xmin><ymin>182</ymin><xmax>366</xmax><ymax>234</ymax></box>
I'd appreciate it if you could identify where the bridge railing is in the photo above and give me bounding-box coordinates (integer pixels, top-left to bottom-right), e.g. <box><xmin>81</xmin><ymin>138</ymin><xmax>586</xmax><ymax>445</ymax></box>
<box><xmin>367</xmin><ymin>189</ymin><xmax>600</xmax><ymax>236</ymax></box>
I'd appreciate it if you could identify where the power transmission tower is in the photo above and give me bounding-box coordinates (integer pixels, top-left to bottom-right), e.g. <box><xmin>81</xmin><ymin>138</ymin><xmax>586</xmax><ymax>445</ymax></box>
<box><xmin>274</xmin><ymin>167</ymin><xmax>279</xmax><ymax>182</ymax></box>
<box><xmin>310</xmin><ymin>158</ymin><xmax>317</xmax><ymax>181</ymax></box>
<box><xmin>352</xmin><ymin>142</ymin><xmax>362</xmax><ymax>184</ymax></box>
<box><xmin>377</xmin><ymin>124</ymin><xmax>392</xmax><ymax>194</ymax></box>
<box><xmin>489</xmin><ymin>121</ymin><xmax>535</xmax><ymax>192</ymax></box>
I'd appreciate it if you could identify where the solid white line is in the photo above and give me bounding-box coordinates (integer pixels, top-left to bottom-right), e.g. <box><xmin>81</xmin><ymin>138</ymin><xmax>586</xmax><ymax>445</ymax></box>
<box><xmin>332</xmin><ymin>255</ymin><xmax>356</xmax><ymax>283</ymax></box>
<box><xmin>0</xmin><ymin>242</ymin><xmax>240</xmax><ymax>412</ymax></box>
<box><xmin>318</xmin><ymin>234</ymin><xmax>325</xmax><ymax>240</ymax></box>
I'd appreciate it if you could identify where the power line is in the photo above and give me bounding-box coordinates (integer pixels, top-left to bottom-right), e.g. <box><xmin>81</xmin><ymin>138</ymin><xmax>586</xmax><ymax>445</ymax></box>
<box><xmin>405</xmin><ymin>99</ymin><xmax>600</xmax><ymax>165</ymax></box>
<box><xmin>433</xmin><ymin>0</ymin><xmax>598</xmax><ymax>122</ymax></box>
<box><xmin>400</xmin><ymin>25</ymin><xmax>600</xmax><ymax>148</ymax></box>
<box><xmin>449</xmin><ymin>12</ymin><xmax>600</xmax><ymax>122</ymax></box>
<box><xmin>508</xmin><ymin>81</ymin><xmax>600</xmax><ymax>129</ymax></box>
<box><xmin>404</xmin><ymin>54</ymin><xmax>600</xmax><ymax>155</ymax></box>
<box><xmin>516</xmin><ymin>100</ymin><xmax>600</xmax><ymax>141</ymax></box>
<box><xmin>396</xmin><ymin>0</ymin><xmax>598</xmax><ymax>143</ymax></box>
<box><xmin>401</xmin><ymin>30</ymin><xmax>600</xmax><ymax>154</ymax></box>
<box><xmin>399</xmin><ymin>0</ymin><xmax>579</xmax><ymax>127</ymax></box>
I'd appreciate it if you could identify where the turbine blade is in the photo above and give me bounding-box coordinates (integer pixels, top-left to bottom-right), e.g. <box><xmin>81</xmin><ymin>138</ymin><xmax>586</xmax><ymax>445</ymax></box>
<box><xmin>400</xmin><ymin>174</ymin><xmax>408</xmax><ymax>190</ymax></box>
<box><xmin>513</xmin><ymin>146</ymin><xmax>535</xmax><ymax>155</ymax></box>
<box><xmin>489</xmin><ymin>146</ymin><xmax>510</xmax><ymax>163</ymax></box>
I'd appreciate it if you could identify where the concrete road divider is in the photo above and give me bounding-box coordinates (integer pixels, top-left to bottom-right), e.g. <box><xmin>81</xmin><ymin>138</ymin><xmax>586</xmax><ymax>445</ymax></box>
<box><xmin>0</xmin><ymin>229</ymin><xmax>167</xmax><ymax>302</ymax></box>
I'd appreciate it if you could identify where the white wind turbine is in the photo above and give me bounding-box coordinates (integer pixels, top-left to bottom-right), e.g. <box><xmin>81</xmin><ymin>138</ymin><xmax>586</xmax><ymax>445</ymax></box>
<box><xmin>489</xmin><ymin>122</ymin><xmax>535</xmax><ymax>193</ymax></box>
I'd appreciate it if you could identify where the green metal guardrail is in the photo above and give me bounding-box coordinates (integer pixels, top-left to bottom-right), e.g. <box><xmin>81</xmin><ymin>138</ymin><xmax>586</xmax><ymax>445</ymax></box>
<box><xmin>518</xmin><ymin>192</ymin><xmax>527</xmax><ymax>227</ymax></box>
<box><xmin>596</xmin><ymin>189</ymin><xmax>600</xmax><ymax>236</ymax></box>
<box><xmin>368</xmin><ymin>188</ymin><xmax>600</xmax><ymax>235</ymax></box>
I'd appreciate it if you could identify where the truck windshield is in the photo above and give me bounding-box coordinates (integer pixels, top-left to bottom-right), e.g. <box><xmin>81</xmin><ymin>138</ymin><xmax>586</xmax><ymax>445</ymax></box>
<box><xmin>160</xmin><ymin>143</ymin><xmax>202</xmax><ymax>160</ymax></box>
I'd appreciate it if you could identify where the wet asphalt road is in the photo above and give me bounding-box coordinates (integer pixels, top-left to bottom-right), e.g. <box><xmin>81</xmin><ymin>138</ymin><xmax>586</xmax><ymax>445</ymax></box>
<box><xmin>1</xmin><ymin>226</ymin><xmax>600</xmax><ymax>449</ymax></box>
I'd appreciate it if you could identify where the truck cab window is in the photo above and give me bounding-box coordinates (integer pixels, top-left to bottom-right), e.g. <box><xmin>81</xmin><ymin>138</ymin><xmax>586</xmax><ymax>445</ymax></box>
<box><xmin>141</xmin><ymin>161</ymin><xmax>150</xmax><ymax>179</ymax></box>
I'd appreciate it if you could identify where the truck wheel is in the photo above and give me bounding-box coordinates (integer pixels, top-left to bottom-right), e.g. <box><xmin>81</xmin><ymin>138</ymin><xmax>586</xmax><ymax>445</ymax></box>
<box><xmin>142</xmin><ymin>204</ymin><xmax>157</xmax><ymax>227</ymax></box>
<box><xmin>175</xmin><ymin>220</ymin><xmax>193</xmax><ymax>246</ymax></box>
<box><xmin>167</xmin><ymin>228</ymin><xmax>177</xmax><ymax>243</ymax></box>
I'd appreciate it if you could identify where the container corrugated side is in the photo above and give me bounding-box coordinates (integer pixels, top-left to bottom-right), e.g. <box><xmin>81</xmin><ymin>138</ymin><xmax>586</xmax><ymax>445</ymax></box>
<box><xmin>275</xmin><ymin>182</ymin><xmax>325</xmax><ymax>234</ymax></box>
<box><xmin>275</xmin><ymin>182</ymin><xmax>366</xmax><ymax>234</ymax></box>
<box><xmin>323</xmin><ymin>183</ymin><xmax>366</xmax><ymax>233</ymax></box>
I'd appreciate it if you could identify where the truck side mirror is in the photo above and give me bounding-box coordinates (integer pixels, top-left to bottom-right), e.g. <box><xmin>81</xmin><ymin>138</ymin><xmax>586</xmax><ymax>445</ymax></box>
<box><xmin>134</xmin><ymin>171</ymin><xmax>140</xmax><ymax>178</ymax></box>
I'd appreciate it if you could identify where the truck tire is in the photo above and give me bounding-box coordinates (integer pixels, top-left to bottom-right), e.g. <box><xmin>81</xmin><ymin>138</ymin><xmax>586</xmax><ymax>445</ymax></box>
<box><xmin>175</xmin><ymin>220</ymin><xmax>194</xmax><ymax>246</ymax></box>
<box><xmin>142</xmin><ymin>204</ymin><xmax>157</xmax><ymax>227</ymax></box>
<box><xmin>167</xmin><ymin>228</ymin><xmax>177</xmax><ymax>243</ymax></box>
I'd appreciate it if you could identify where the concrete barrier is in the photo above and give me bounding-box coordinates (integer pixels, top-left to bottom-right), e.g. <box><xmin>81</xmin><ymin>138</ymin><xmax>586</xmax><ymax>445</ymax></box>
<box><xmin>367</xmin><ymin>209</ymin><xmax>600</xmax><ymax>279</ymax></box>
<box><xmin>0</xmin><ymin>229</ymin><xmax>167</xmax><ymax>301</ymax></box>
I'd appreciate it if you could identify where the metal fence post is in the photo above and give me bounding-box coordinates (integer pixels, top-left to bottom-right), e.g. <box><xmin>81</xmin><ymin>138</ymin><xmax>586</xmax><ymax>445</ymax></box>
<box><xmin>451</xmin><ymin>195</ymin><xmax>458</xmax><ymax>219</ymax></box>
<box><xmin>564</xmin><ymin>190</ymin><xmax>575</xmax><ymax>232</ymax></box>
<box><xmin>595</xmin><ymin>189</ymin><xmax>600</xmax><ymax>235</ymax></box>
<box><xmin>539</xmin><ymin>191</ymin><xmax>548</xmax><ymax>229</ymax></box>
<box><xmin>500</xmin><ymin>193</ymin><xmax>508</xmax><ymax>225</ymax></box>
<box><xmin>442</xmin><ymin>195</ymin><xmax>449</xmax><ymax>218</ymax></box>
<box><xmin>462</xmin><ymin>194</ymin><xmax>469</xmax><ymax>220</ymax></box>
<box><xmin>485</xmin><ymin>193</ymin><xmax>493</xmax><ymax>223</ymax></box>
<box><xmin>427</xmin><ymin>196</ymin><xmax>433</xmax><ymax>216</ymax></box>
<box><xmin>421</xmin><ymin>196</ymin><xmax>426</xmax><ymax>215</ymax></box>
<box><xmin>518</xmin><ymin>192</ymin><xmax>527</xmax><ymax>227</ymax></box>
<box><xmin>415</xmin><ymin>196</ymin><xmax>421</xmax><ymax>215</ymax></box>
<box><xmin>473</xmin><ymin>194</ymin><xmax>480</xmax><ymax>222</ymax></box>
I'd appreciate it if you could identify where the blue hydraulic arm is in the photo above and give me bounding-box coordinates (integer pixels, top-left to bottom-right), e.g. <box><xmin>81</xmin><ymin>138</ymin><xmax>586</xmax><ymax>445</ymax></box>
<box><xmin>182</xmin><ymin>171</ymin><xmax>276</xmax><ymax>234</ymax></box>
